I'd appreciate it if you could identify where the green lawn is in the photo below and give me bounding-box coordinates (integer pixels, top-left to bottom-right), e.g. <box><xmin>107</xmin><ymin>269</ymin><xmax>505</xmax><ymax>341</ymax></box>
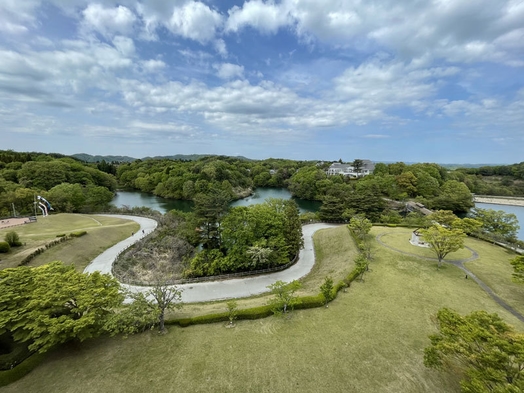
<box><xmin>464</xmin><ymin>237</ymin><xmax>524</xmax><ymax>316</ymax></box>
<box><xmin>377</xmin><ymin>228</ymin><xmax>473</xmax><ymax>261</ymax></box>
<box><xmin>0</xmin><ymin>214</ymin><xmax>139</xmax><ymax>271</ymax></box>
<box><xmin>3</xmin><ymin>226</ymin><xmax>523</xmax><ymax>393</ymax></box>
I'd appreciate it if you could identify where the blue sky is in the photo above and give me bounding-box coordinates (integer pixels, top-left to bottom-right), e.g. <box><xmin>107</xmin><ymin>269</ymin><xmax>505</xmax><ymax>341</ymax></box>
<box><xmin>1</xmin><ymin>1</ymin><xmax>524</xmax><ymax>164</ymax></box>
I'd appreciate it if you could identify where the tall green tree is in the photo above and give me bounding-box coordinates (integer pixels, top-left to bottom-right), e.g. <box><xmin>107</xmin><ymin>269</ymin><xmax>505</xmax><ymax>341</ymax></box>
<box><xmin>0</xmin><ymin>262</ymin><xmax>124</xmax><ymax>353</ymax></box>
<box><xmin>470</xmin><ymin>208</ymin><xmax>520</xmax><ymax>243</ymax></box>
<box><xmin>419</xmin><ymin>225</ymin><xmax>466</xmax><ymax>269</ymax></box>
<box><xmin>424</xmin><ymin>308</ymin><xmax>524</xmax><ymax>392</ymax></box>
<box><xmin>193</xmin><ymin>187</ymin><xmax>232</xmax><ymax>249</ymax></box>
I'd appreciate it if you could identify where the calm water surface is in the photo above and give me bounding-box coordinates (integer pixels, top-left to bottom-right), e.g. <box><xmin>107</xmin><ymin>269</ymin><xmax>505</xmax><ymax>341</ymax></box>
<box><xmin>112</xmin><ymin>187</ymin><xmax>320</xmax><ymax>214</ymax></box>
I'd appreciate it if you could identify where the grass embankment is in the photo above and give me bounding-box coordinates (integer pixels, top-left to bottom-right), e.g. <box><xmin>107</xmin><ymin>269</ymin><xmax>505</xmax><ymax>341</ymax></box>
<box><xmin>3</xmin><ymin>226</ymin><xmax>524</xmax><ymax>393</ymax></box>
<box><xmin>0</xmin><ymin>214</ymin><xmax>139</xmax><ymax>271</ymax></box>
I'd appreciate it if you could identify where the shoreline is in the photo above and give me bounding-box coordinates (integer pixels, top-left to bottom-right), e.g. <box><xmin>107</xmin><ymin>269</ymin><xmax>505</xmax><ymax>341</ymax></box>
<box><xmin>473</xmin><ymin>196</ymin><xmax>524</xmax><ymax>207</ymax></box>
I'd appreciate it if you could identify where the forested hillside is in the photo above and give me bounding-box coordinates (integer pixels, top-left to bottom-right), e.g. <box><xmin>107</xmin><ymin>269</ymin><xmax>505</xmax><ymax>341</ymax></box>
<box><xmin>0</xmin><ymin>150</ymin><xmax>117</xmax><ymax>216</ymax></box>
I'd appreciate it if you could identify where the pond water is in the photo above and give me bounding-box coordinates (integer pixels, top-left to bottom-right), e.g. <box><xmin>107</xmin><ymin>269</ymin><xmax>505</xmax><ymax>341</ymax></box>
<box><xmin>474</xmin><ymin>202</ymin><xmax>524</xmax><ymax>241</ymax></box>
<box><xmin>112</xmin><ymin>187</ymin><xmax>320</xmax><ymax>215</ymax></box>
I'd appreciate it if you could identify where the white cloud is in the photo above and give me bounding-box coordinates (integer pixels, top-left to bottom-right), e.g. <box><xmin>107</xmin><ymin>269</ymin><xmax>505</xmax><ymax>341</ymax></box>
<box><xmin>167</xmin><ymin>1</ymin><xmax>224</xmax><ymax>43</ymax></box>
<box><xmin>141</xmin><ymin>59</ymin><xmax>166</xmax><ymax>72</ymax></box>
<box><xmin>112</xmin><ymin>36</ymin><xmax>135</xmax><ymax>57</ymax></box>
<box><xmin>215</xmin><ymin>63</ymin><xmax>244</xmax><ymax>79</ymax></box>
<box><xmin>82</xmin><ymin>3</ymin><xmax>136</xmax><ymax>38</ymax></box>
<box><xmin>214</xmin><ymin>39</ymin><xmax>228</xmax><ymax>58</ymax></box>
<box><xmin>226</xmin><ymin>0</ymin><xmax>291</xmax><ymax>34</ymax></box>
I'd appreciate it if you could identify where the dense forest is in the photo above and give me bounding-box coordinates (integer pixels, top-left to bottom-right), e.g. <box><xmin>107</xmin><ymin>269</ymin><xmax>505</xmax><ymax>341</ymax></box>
<box><xmin>3</xmin><ymin>149</ymin><xmax>524</xmax><ymax>220</ymax></box>
<box><xmin>0</xmin><ymin>150</ymin><xmax>117</xmax><ymax>216</ymax></box>
<box><xmin>3</xmin><ymin>149</ymin><xmax>524</xmax><ymax>278</ymax></box>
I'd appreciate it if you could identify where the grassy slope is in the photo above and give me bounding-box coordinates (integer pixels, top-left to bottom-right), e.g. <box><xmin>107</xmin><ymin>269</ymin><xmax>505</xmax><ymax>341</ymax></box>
<box><xmin>3</xmin><ymin>226</ymin><xmax>524</xmax><ymax>393</ymax></box>
<box><xmin>0</xmin><ymin>214</ymin><xmax>139</xmax><ymax>271</ymax></box>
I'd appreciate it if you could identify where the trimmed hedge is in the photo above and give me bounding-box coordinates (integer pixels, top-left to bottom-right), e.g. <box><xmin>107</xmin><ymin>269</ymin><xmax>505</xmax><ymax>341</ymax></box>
<box><xmin>0</xmin><ymin>352</ymin><xmax>47</xmax><ymax>387</ymax></box>
<box><xmin>70</xmin><ymin>231</ymin><xmax>87</xmax><ymax>238</ymax></box>
<box><xmin>0</xmin><ymin>242</ymin><xmax>10</xmax><ymax>253</ymax></box>
<box><xmin>170</xmin><ymin>305</ymin><xmax>274</xmax><ymax>327</ymax></box>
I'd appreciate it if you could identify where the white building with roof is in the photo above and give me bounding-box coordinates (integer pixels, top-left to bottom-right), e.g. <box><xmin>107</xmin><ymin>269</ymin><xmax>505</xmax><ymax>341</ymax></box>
<box><xmin>326</xmin><ymin>160</ymin><xmax>375</xmax><ymax>178</ymax></box>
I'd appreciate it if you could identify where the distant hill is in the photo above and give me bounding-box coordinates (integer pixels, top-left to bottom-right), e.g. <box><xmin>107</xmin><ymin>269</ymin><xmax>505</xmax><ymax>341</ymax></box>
<box><xmin>72</xmin><ymin>153</ymin><xmax>252</xmax><ymax>163</ymax></box>
<box><xmin>142</xmin><ymin>154</ymin><xmax>252</xmax><ymax>161</ymax></box>
<box><xmin>72</xmin><ymin>153</ymin><xmax>137</xmax><ymax>163</ymax></box>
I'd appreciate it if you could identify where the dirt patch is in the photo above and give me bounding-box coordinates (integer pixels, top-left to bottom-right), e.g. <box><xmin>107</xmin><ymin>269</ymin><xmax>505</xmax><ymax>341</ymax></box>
<box><xmin>0</xmin><ymin>217</ymin><xmax>34</xmax><ymax>230</ymax></box>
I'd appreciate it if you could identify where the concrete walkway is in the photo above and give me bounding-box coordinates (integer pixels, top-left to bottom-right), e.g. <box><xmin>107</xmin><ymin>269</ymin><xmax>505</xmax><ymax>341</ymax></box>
<box><xmin>83</xmin><ymin>215</ymin><xmax>338</xmax><ymax>303</ymax></box>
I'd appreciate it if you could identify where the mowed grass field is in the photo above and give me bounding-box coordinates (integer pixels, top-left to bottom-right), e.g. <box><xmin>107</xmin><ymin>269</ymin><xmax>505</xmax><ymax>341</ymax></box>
<box><xmin>3</xmin><ymin>226</ymin><xmax>524</xmax><ymax>393</ymax></box>
<box><xmin>0</xmin><ymin>214</ymin><xmax>139</xmax><ymax>271</ymax></box>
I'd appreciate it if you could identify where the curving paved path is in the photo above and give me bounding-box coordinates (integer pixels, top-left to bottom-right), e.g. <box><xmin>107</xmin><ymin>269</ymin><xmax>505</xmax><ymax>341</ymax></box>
<box><xmin>84</xmin><ymin>215</ymin><xmax>339</xmax><ymax>303</ymax></box>
<box><xmin>376</xmin><ymin>231</ymin><xmax>524</xmax><ymax>323</ymax></box>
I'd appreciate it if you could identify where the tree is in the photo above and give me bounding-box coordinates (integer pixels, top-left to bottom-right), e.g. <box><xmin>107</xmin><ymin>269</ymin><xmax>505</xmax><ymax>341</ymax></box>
<box><xmin>470</xmin><ymin>208</ymin><xmax>520</xmax><ymax>243</ymax></box>
<box><xmin>267</xmin><ymin>280</ymin><xmax>302</xmax><ymax>316</ymax></box>
<box><xmin>427</xmin><ymin>210</ymin><xmax>458</xmax><ymax>227</ymax></box>
<box><xmin>354</xmin><ymin>254</ymin><xmax>369</xmax><ymax>281</ymax></box>
<box><xmin>320</xmin><ymin>276</ymin><xmax>334</xmax><ymax>306</ymax></box>
<box><xmin>193</xmin><ymin>187</ymin><xmax>232</xmax><ymax>249</ymax></box>
<box><xmin>246</xmin><ymin>245</ymin><xmax>272</xmax><ymax>268</ymax></box>
<box><xmin>352</xmin><ymin>159</ymin><xmax>364</xmax><ymax>177</ymax></box>
<box><xmin>451</xmin><ymin>217</ymin><xmax>482</xmax><ymax>235</ymax></box>
<box><xmin>510</xmin><ymin>255</ymin><xmax>524</xmax><ymax>283</ymax></box>
<box><xmin>419</xmin><ymin>225</ymin><xmax>466</xmax><ymax>269</ymax></box>
<box><xmin>4</xmin><ymin>231</ymin><xmax>21</xmax><ymax>247</ymax></box>
<box><xmin>430</xmin><ymin>180</ymin><xmax>474</xmax><ymax>213</ymax></box>
<box><xmin>226</xmin><ymin>300</ymin><xmax>238</xmax><ymax>326</ymax></box>
<box><xmin>348</xmin><ymin>215</ymin><xmax>372</xmax><ymax>240</ymax></box>
<box><xmin>0</xmin><ymin>262</ymin><xmax>124</xmax><ymax>353</ymax></box>
<box><xmin>424</xmin><ymin>308</ymin><xmax>524</xmax><ymax>392</ymax></box>
<box><xmin>127</xmin><ymin>279</ymin><xmax>183</xmax><ymax>333</ymax></box>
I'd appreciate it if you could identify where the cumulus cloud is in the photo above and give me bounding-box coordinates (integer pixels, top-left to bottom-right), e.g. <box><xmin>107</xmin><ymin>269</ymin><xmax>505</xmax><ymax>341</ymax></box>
<box><xmin>167</xmin><ymin>1</ymin><xmax>224</xmax><ymax>43</ymax></box>
<box><xmin>82</xmin><ymin>3</ymin><xmax>137</xmax><ymax>37</ymax></box>
<box><xmin>226</xmin><ymin>0</ymin><xmax>292</xmax><ymax>34</ymax></box>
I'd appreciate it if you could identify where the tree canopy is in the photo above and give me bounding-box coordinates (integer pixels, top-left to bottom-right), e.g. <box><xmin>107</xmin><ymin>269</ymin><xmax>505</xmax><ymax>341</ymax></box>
<box><xmin>419</xmin><ymin>225</ymin><xmax>466</xmax><ymax>268</ymax></box>
<box><xmin>0</xmin><ymin>262</ymin><xmax>124</xmax><ymax>353</ymax></box>
<box><xmin>424</xmin><ymin>308</ymin><xmax>524</xmax><ymax>392</ymax></box>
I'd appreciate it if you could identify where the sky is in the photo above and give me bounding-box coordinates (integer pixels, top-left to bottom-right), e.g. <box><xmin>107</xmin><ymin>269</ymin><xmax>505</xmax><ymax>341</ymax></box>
<box><xmin>1</xmin><ymin>0</ymin><xmax>524</xmax><ymax>164</ymax></box>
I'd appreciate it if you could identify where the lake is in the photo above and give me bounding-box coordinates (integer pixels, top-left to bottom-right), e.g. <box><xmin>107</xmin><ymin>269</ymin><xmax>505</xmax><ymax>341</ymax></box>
<box><xmin>112</xmin><ymin>188</ymin><xmax>321</xmax><ymax>214</ymax></box>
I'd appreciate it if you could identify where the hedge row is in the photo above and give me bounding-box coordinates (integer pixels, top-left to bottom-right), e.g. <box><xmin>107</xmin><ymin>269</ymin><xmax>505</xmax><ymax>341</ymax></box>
<box><xmin>70</xmin><ymin>231</ymin><xmax>87</xmax><ymax>238</ymax></box>
<box><xmin>0</xmin><ymin>352</ymin><xmax>47</xmax><ymax>387</ymax></box>
<box><xmin>18</xmin><ymin>234</ymin><xmax>78</xmax><ymax>266</ymax></box>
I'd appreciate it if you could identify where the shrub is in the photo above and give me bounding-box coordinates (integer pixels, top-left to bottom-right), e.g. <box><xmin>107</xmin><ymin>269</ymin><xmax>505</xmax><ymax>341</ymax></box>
<box><xmin>69</xmin><ymin>231</ymin><xmax>87</xmax><ymax>238</ymax></box>
<box><xmin>0</xmin><ymin>352</ymin><xmax>47</xmax><ymax>387</ymax></box>
<box><xmin>0</xmin><ymin>242</ymin><xmax>10</xmax><ymax>253</ymax></box>
<box><xmin>56</xmin><ymin>234</ymin><xmax>66</xmax><ymax>238</ymax></box>
<box><xmin>4</xmin><ymin>232</ymin><xmax>21</xmax><ymax>247</ymax></box>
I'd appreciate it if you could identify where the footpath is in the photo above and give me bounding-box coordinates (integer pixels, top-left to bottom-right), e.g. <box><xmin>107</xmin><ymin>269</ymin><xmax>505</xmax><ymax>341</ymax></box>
<box><xmin>83</xmin><ymin>215</ymin><xmax>338</xmax><ymax>303</ymax></box>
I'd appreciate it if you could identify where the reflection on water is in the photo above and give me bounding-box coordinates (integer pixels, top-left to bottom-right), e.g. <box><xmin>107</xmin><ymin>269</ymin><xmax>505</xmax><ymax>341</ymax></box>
<box><xmin>112</xmin><ymin>187</ymin><xmax>320</xmax><ymax>215</ymax></box>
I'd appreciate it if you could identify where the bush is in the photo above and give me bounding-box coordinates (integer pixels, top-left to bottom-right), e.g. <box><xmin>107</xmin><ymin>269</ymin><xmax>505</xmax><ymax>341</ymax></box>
<box><xmin>69</xmin><ymin>231</ymin><xmax>87</xmax><ymax>238</ymax></box>
<box><xmin>0</xmin><ymin>242</ymin><xmax>10</xmax><ymax>253</ymax></box>
<box><xmin>56</xmin><ymin>234</ymin><xmax>66</xmax><ymax>238</ymax></box>
<box><xmin>0</xmin><ymin>352</ymin><xmax>47</xmax><ymax>387</ymax></box>
<box><xmin>0</xmin><ymin>339</ymin><xmax>31</xmax><ymax>371</ymax></box>
<box><xmin>4</xmin><ymin>232</ymin><xmax>21</xmax><ymax>247</ymax></box>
